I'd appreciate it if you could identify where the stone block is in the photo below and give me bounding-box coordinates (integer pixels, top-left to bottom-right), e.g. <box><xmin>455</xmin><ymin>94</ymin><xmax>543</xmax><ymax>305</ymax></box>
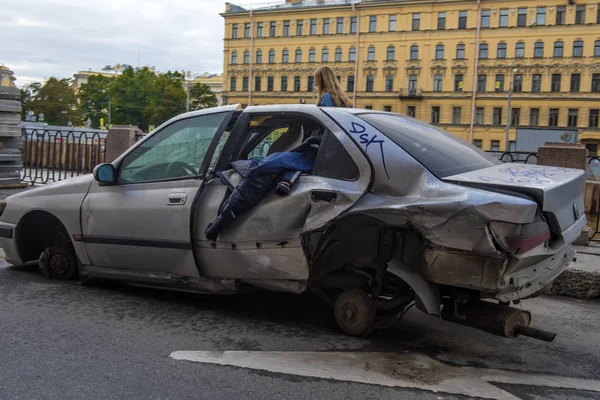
<box><xmin>105</xmin><ymin>125</ymin><xmax>143</xmax><ymax>163</ymax></box>
<box><xmin>574</xmin><ymin>226</ymin><xmax>592</xmax><ymax>247</ymax></box>
<box><xmin>537</xmin><ymin>142</ymin><xmax>588</xmax><ymax>171</ymax></box>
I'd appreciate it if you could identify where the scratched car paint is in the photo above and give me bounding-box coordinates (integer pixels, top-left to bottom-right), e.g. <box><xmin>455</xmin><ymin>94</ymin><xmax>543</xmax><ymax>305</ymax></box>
<box><xmin>0</xmin><ymin>104</ymin><xmax>587</xmax><ymax>338</ymax></box>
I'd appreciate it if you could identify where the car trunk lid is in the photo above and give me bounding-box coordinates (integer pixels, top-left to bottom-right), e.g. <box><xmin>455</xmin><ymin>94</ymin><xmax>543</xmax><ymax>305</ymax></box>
<box><xmin>443</xmin><ymin>163</ymin><xmax>586</xmax><ymax>236</ymax></box>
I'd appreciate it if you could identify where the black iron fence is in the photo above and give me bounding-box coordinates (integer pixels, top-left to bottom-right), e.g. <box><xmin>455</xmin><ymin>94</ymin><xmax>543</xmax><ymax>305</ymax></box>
<box><xmin>21</xmin><ymin>128</ymin><xmax>107</xmax><ymax>184</ymax></box>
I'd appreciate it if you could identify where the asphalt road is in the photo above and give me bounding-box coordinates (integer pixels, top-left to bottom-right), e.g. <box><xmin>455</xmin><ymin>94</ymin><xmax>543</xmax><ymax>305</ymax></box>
<box><xmin>1</xmin><ymin>262</ymin><xmax>600</xmax><ymax>400</ymax></box>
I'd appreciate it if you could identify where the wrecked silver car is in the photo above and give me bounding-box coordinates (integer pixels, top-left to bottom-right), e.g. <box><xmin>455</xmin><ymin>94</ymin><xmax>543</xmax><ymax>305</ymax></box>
<box><xmin>0</xmin><ymin>105</ymin><xmax>586</xmax><ymax>340</ymax></box>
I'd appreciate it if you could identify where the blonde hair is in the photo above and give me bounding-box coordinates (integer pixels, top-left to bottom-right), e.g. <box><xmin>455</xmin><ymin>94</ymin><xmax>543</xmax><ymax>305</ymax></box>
<box><xmin>314</xmin><ymin>66</ymin><xmax>351</xmax><ymax>107</ymax></box>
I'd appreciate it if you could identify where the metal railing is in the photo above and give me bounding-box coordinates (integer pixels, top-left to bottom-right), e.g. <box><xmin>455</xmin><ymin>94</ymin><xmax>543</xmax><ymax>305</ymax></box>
<box><xmin>21</xmin><ymin>128</ymin><xmax>107</xmax><ymax>184</ymax></box>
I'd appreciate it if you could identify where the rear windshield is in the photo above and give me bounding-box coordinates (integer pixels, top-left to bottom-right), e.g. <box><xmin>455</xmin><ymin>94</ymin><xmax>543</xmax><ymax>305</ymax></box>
<box><xmin>359</xmin><ymin>113</ymin><xmax>501</xmax><ymax>178</ymax></box>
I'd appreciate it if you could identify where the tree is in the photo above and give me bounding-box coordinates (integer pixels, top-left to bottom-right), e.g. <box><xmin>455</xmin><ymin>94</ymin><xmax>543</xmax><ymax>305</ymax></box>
<box><xmin>77</xmin><ymin>75</ymin><xmax>111</xmax><ymax>129</ymax></box>
<box><xmin>188</xmin><ymin>83</ymin><xmax>218</xmax><ymax>111</ymax></box>
<box><xmin>20</xmin><ymin>82</ymin><xmax>42</xmax><ymax>120</ymax></box>
<box><xmin>28</xmin><ymin>78</ymin><xmax>82</xmax><ymax>126</ymax></box>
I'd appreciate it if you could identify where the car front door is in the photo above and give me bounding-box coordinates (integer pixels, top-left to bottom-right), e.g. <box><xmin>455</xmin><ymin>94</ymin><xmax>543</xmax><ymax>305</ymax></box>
<box><xmin>80</xmin><ymin>106</ymin><xmax>237</xmax><ymax>278</ymax></box>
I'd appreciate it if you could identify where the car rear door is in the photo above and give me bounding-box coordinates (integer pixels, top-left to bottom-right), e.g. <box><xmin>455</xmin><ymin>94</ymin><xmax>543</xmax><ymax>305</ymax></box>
<box><xmin>80</xmin><ymin>106</ymin><xmax>237</xmax><ymax>278</ymax></box>
<box><xmin>192</xmin><ymin>107</ymin><xmax>373</xmax><ymax>284</ymax></box>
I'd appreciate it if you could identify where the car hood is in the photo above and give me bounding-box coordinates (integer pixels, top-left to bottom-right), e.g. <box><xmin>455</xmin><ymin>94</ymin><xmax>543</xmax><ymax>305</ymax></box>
<box><xmin>7</xmin><ymin>175</ymin><xmax>94</xmax><ymax>202</ymax></box>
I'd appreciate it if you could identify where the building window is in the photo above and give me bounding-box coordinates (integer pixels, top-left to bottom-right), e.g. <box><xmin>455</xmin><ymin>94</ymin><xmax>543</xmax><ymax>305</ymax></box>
<box><xmin>385</xmin><ymin>75</ymin><xmax>394</xmax><ymax>92</ymax></box>
<box><xmin>268</xmin><ymin>50</ymin><xmax>275</xmax><ymax>64</ymax></box>
<box><xmin>412</xmin><ymin>13</ymin><xmax>420</xmax><ymax>31</ymax></box>
<box><xmin>576</xmin><ymin>5</ymin><xmax>586</xmax><ymax>25</ymax></box>
<box><xmin>296</xmin><ymin>20</ymin><xmax>303</xmax><ymax>36</ymax></box>
<box><xmin>347</xmin><ymin>75</ymin><xmax>355</xmax><ymax>92</ymax></box>
<box><xmin>309</xmin><ymin>48</ymin><xmax>316</xmax><ymax>62</ymax></box>
<box><xmin>389</xmin><ymin>15</ymin><xmax>397</xmax><ymax>32</ymax></box>
<box><xmin>431</xmin><ymin>107</ymin><xmax>441</xmax><ymax>124</ymax></box>
<box><xmin>366</xmin><ymin>75</ymin><xmax>374</xmax><ymax>92</ymax></box>
<box><xmin>383</xmin><ymin>106</ymin><xmax>392</xmax><ymax>112</ymax></box>
<box><xmin>493</xmin><ymin>108</ymin><xmax>502</xmax><ymax>125</ymax></box>
<box><xmin>283</xmin><ymin>21</ymin><xmax>290</xmax><ymax>36</ymax></box>
<box><xmin>307</xmin><ymin>76</ymin><xmax>314</xmax><ymax>92</ymax></box>
<box><xmin>242</xmin><ymin>77</ymin><xmax>248</xmax><ymax>91</ymax></box>
<box><xmin>456</xmin><ymin>44</ymin><xmax>465</xmax><ymax>59</ymax></box>
<box><xmin>255</xmin><ymin>76</ymin><xmax>261</xmax><ymax>91</ymax></box>
<box><xmin>595</xmin><ymin>40</ymin><xmax>600</xmax><ymax>57</ymax></box>
<box><xmin>244</xmin><ymin>23</ymin><xmax>251</xmax><ymax>37</ymax></box>
<box><xmin>513</xmin><ymin>74</ymin><xmax>523</xmax><ymax>92</ymax></box>
<box><xmin>270</xmin><ymin>22</ymin><xmax>276</xmax><ymax>37</ymax></box>
<box><xmin>474</xmin><ymin>139</ymin><xmax>483</xmax><ymax>148</ymax></box>
<box><xmin>458</xmin><ymin>11</ymin><xmax>468</xmax><ymax>29</ymax></box>
<box><xmin>370</xmin><ymin>16</ymin><xmax>378</xmax><ymax>32</ymax></box>
<box><xmin>476</xmin><ymin>107</ymin><xmax>485</xmax><ymax>125</ymax></box>
<box><xmin>256</xmin><ymin>50</ymin><xmax>263</xmax><ymax>64</ymax></box>
<box><xmin>435</xmin><ymin>44</ymin><xmax>444</xmax><ymax>60</ymax></box>
<box><xmin>243</xmin><ymin>51</ymin><xmax>250</xmax><ymax>64</ymax></box>
<box><xmin>294</xmin><ymin>76</ymin><xmax>301</xmax><ymax>92</ymax></box>
<box><xmin>322</xmin><ymin>48</ymin><xmax>329</xmax><ymax>62</ymax></box>
<box><xmin>323</xmin><ymin>18</ymin><xmax>330</xmax><ymax>34</ymax></box>
<box><xmin>515</xmin><ymin>43</ymin><xmax>525</xmax><ymax>58</ymax></box>
<box><xmin>433</xmin><ymin>74</ymin><xmax>443</xmax><ymax>92</ymax></box>
<box><xmin>335</xmin><ymin>47</ymin><xmax>342</xmax><ymax>62</ymax></box>
<box><xmin>491</xmin><ymin>140</ymin><xmax>500</xmax><ymax>151</ymax></box>
<box><xmin>281</xmin><ymin>76</ymin><xmax>288</xmax><ymax>91</ymax></box>
<box><xmin>349</xmin><ymin>47</ymin><xmax>356</xmax><ymax>61</ymax></box>
<box><xmin>551</xmin><ymin>74</ymin><xmax>562</xmax><ymax>92</ymax></box>
<box><xmin>549</xmin><ymin>108</ymin><xmax>559</xmax><ymax>127</ymax></box>
<box><xmin>452</xmin><ymin>107</ymin><xmax>462</xmax><ymax>124</ymax></box>
<box><xmin>554</xmin><ymin>41</ymin><xmax>564</xmax><ymax>57</ymax></box>
<box><xmin>479</xmin><ymin>43</ymin><xmax>488</xmax><ymax>59</ymax></box>
<box><xmin>497</xmin><ymin>43</ymin><xmax>507</xmax><ymax>59</ymax></box>
<box><xmin>350</xmin><ymin>16</ymin><xmax>357</xmax><ymax>33</ymax></box>
<box><xmin>589</xmin><ymin>109</ymin><xmax>599</xmax><ymax>128</ymax></box>
<box><xmin>571</xmin><ymin>74</ymin><xmax>581</xmax><ymax>92</ymax></box>
<box><xmin>387</xmin><ymin>46</ymin><xmax>395</xmax><ymax>60</ymax></box>
<box><xmin>336</xmin><ymin>76</ymin><xmax>341</xmax><ymax>83</ymax></box>
<box><xmin>438</xmin><ymin>12</ymin><xmax>446</xmax><ymax>30</ymax></box>
<box><xmin>573</xmin><ymin>41</ymin><xmax>584</xmax><ymax>57</ymax></box>
<box><xmin>530</xmin><ymin>108</ymin><xmax>539</xmax><ymax>126</ymax></box>
<box><xmin>477</xmin><ymin>74</ymin><xmax>487</xmax><ymax>92</ymax></box>
<box><xmin>517</xmin><ymin>8</ymin><xmax>527</xmax><ymax>27</ymax></box>
<box><xmin>410</xmin><ymin>45</ymin><xmax>419</xmax><ymax>60</ymax></box>
<box><xmin>481</xmin><ymin>10</ymin><xmax>490</xmax><ymax>28</ymax></box>
<box><xmin>231</xmin><ymin>51</ymin><xmax>238</xmax><ymax>64</ymax></box>
<box><xmin>267</xmin><ymin>76</ymin><xmax>274</xmax><ymax>91</ymax></box>
<box><xmin>511</xmin><ymin>108</ymin><xmax>521</xmax><ymax>126</ymax></box>
<box><xmin>556</xmin><ymin>6</ymin><xmax>566</xmax><ymax>25</ymax></box>
<box><xmin>537</xmin><ymin>7</ymin><xmax>546</xmax><ymax>26</ymax></box>
<box><xmin>295</xmin><ymin>49</ymin><xmax>302</xmax><ymax>63</ymax></box>
<box><xmin>230</xmin><ymin>77</ymin><xmax>237</xmax><ymax>92</ymax></box>
<box><xmin>534</xmin><ymin>42</ymin><xmax>544</xmax><ymax>58</ymax></box>
<box><xmin>495</xmin><ymin>74</ymin><xmax>505</xmax><ymax>92</ymax></box>
<box><xmin>499</xmin><ymin>9</ymin><xmax>509</xmax><ymax>27</ymax></box>
<box><xmin>232</xmin><ymin>24</ymin><xmax>238</xmax><ymax>39</ymax></box>
<box><xmin>568</xmin><ymin>109</ymin><xmax>579</xmax><ymax>127</ymax></box>
<box><xmin>409</xmin><ymin>75</ymin><xmax>418</xmax><ymax>90</ymax></box>
<box><xmin>310</xmin><ymin>19</ymin><xmax>317</xmax><ymax>35</ymax></box>
<box><xmin>593</xmin><ymin>74</ymin><xmax>600</xmax><ymax>92</ymax></box>
<box><xmin>282</xmin><ymin>50</ymin><xmax>289</xmax><ymax>63</ymax></box>
<box><xmin>257</xmin><ymin>23</ymin><xmax>263</xmax><ymax>37</ymax></box>
<box><xmin>454</xmin><ymin>74</ymin><xmax>464</xmax><ymax>91</ymax></box>
<box><xmin>407</xmin><ymin>106</ymin><xmax>416</xmax><ymax>117</ymax></box>
<box><xmin>367</xmin><ymin>46</ymin><xmax>375</xmax><ymax>61</ymax></box>
<box><xmin>337</xmin><ymin>17</ymin><xmax>344</xmax><ymax>34</ymax></box>
<box><xmin>532</xmin><ymin>74</ymin><xmax>542</xmax><ymax>92</ymax></box>
<box><xmin>364</xmin><ymin>106</ymin><xmax>373</xmax><ymax>110</ymax></box>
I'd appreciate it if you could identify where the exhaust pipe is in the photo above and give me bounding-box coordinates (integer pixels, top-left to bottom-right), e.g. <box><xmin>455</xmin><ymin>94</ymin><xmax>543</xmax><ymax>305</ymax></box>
<box><xmin>442</xmin><ymin>301</ymin><xmax>556</xmax><ymax>342</ymax></box>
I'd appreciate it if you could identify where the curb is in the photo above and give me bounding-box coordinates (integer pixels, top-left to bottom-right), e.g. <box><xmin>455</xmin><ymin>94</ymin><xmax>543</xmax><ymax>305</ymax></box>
<box><xmin>544</xmin><ymin>267</ymin><xmax>600</xmax><ymax>299</ymax></box>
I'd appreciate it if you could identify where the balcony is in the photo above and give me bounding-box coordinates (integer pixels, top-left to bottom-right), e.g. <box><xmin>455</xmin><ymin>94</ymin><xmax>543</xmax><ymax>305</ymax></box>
<box><xmin>398</xmin><ymin>88</ymin><xmax>423</xmax><ymax>99</ymax></box>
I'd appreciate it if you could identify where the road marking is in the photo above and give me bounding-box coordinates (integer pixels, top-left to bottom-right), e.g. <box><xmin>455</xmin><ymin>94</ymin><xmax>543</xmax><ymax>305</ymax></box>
<box><xmin>170</xmin><ymin>351</ymin><xmax>600</xmax><ymax>400</ymax></box>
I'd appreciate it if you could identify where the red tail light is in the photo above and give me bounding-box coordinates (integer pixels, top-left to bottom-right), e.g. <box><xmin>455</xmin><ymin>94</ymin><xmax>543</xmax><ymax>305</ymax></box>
<box><xmin>489</xmin><ymin>221</ymin><xmax>551</xmax><ymax>255</ymax></box>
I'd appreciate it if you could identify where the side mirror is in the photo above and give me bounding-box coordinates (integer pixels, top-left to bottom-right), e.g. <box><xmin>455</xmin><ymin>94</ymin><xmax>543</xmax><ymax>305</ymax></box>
<box><xmin>93</xmin><ymin>163</ymin><xmax>116</xmax><ymax>185</ymax></box>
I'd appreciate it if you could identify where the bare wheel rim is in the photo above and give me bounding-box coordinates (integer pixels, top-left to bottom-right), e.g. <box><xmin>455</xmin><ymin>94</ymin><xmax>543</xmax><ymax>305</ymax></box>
<box><xmin>341</xmin><ymin>301</ymin><xmax>360</xmax><ymax>326</ymax></box>
<box><xmin>49</xmin><ymin>254</ymin><xmax>69</xmax><ymax>275</ymax></box>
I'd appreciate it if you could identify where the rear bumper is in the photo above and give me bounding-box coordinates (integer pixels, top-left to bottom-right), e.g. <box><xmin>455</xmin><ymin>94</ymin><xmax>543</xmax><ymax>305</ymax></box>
<box><xmin>0</xmin><ymin>221</ymin><xmax>20</xmax><ymax>265</ymax></box>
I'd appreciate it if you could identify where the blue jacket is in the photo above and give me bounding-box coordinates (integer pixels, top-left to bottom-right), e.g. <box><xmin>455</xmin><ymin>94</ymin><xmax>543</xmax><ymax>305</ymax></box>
<box><xmin>318</xmin><ymin>92</ymin><xmax>335</xmax><ymax>107</ymax></box>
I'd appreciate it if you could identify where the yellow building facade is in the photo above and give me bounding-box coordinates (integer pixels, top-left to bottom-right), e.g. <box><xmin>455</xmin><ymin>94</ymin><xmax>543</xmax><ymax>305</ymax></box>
<box><xmin>221</xmin><ymin>0</ymin><xmax>600</xmax><ymax>151</ymax></box>
<box><xmin>0</xmin><ymin>65</ymin><xmax>16</xmax><ymax>88</ymax></box>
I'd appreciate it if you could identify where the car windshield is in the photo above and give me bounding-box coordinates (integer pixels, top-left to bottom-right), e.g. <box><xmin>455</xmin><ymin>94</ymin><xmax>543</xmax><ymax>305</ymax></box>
<box><xmin>358</xmin><ymin>113</ymin><xmax>501</xmax><ymax>178</ymax></box>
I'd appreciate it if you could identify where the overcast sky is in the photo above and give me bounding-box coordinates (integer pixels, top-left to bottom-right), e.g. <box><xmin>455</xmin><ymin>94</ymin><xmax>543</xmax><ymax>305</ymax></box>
<box><xmin>1</xmin><ymin>0</ymin><xmax>262</xmax><ymax>86</ymax></box>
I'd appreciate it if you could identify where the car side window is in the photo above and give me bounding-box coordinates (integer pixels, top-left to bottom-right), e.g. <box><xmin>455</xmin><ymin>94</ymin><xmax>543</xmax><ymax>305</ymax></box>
<box><xmin>118</xmin><ymin>112</ymin><xmax>228</xmax><ymax>183</ymax></box>
<box><xmin>312</xmin><ymin>131</ymin><xmax>359</xmax><ymax>181</ymax></box>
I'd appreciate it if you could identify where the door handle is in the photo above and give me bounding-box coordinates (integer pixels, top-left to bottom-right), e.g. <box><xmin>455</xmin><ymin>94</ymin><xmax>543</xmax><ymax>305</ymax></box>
<box><xmin>311</xmin><ymin>190</ymin><xmax>337</xmax><ymax>203</ymax></box>
<box><xmin>167</xmin><ymin>193</ymin><xmax>188</xmax><ymax>205</ymax></box>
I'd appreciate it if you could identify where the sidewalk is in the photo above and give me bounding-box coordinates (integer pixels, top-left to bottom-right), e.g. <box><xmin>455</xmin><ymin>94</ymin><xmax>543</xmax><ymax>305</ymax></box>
<box><xmin>545</xmin><ymin>245</ymin><xmax>600</xmax><ymax>299</ymax></box>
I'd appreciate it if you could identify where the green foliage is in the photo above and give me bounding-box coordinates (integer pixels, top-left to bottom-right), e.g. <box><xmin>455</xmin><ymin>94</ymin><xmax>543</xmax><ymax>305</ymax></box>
<box><xmin>188</xmin><ymin>83</ymin><xmax>218</xmax><ymax>111</ymax></box>
<box><xmin>20</xmin><ymin>82</ymin><xmax>42</xmax><ymax>120</ymax></box>
<box><xmin>77</xmin><ymin>75</ymin><xmax>111</xmax><ymax>129</ymax></box>
<box><xmin>28</xmin><ymin>78</ymin><xmax>82</xmax><ymax>126</ymax></box>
